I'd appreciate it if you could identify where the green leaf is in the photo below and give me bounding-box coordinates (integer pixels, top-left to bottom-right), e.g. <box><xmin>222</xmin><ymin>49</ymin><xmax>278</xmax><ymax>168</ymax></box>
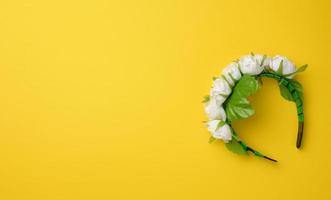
<box><xmin>279</xmin><ymin>84</ymin><xmax>294</xmax><ymax>102</ymax></box>
<box><xmin>276</xmin><ymin>60</ymin><xmax>284</xmax><ymax>74</ymax></box>
<box><xmin>233</xmin><ymin>75</ymin><xmax>260</xmax><ymax>97</ymax></box>
<box><xmin>284</xmin><ymin>64</ymin><xmax>308</xmax><ymax>77</ymax></box>
<box><xmin>208</xmin><ymin>136</ymin><xmax>216</xmax><ymax>144</ymax></box>
<box><xmin>202</xmin><ymin>95</ymin><xmax>210</xmax><ymax>103</ymax></box>
<box><xmin>297</xmin><ymin>64</ymin><xmax>308</xmax><ymax>73</ymax></box>
<box><xmin>216</xmin><ymin>120</ymin><xmax>225</xmax><ymax>130</ymax></box>
<box><xmin>225</xmin><ymin>139</ymin><xmax>247</xmax><ymax>155</ymax></box>
<box><xmin>279</xmin><ymin>79</ymin><xmax>303</xmax><ymax>102</ymax></box>
<box><xmin>225</xmin><ymin>97</ymin><xmax>255</xmax><ymax>121</ymax></box>
<box><xmin>224</xmin><ymin>75</ymin><xmax>259</xmax><ymax>121</ymax></box>
<box><xmin>289</xmin><ymin>79</ymin><xmax>303</xmax><ymax>100</ymax></box>
<box><xmin>260</xmin><ymin>55</ymin><xmax>267</xmax><ymax>66</ymax></box>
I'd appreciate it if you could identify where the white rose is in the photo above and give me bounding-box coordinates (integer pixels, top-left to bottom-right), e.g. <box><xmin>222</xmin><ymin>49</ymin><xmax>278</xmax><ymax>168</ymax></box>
<box><xmin>254</xmin><ymin>54</ymin><xmax>271</xmax><ymax>68</ymax></box>
<box><xmin>204</xmin><ymin>97</ymin><xmax>226</xmax><ymax>120</ymax></box>
<box><xmin>269</xmin><ymin>55</ymin><xmax>296</xmax><ymax>78</ymax></box>
<box><xmin>222</xmin><ymin>62</ymin><xmax>242</xmax><ymax>86</ymax></box>
<box><xmin>207</xmin><ymin>120</ymin><xmax>232</xmax><ymax>142</ymax></box>
<box><xmin>210</xmin><ymin>77</ymin><xmax>232</xmax><ymax>97</ymax></box>
<box><xmin>239</xmin><ymin>55</ymin><xmax>264</xmax><ymax>75</ymax></box>
<box><xmin>213</xmin><ymin>94</ymin><xmax>226</xmax><ymax>105</ymax></box>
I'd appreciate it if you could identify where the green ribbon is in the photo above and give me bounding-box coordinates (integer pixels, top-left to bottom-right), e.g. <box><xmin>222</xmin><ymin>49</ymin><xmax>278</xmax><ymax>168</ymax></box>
<box><xmin>257</xmin><ymin>72</ymin><xmax>304</xmax><ymax>148</ymax></box>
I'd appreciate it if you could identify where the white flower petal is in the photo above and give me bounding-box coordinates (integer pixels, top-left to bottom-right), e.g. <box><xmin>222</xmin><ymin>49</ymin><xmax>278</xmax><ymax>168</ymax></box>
<box><xmin>207</xmin><ymin>120</ymin><xmax>232</xmax><ymax>142</ymax></box>
<box><xmin>254</xmin><ymin>54</ymin><xmax>271</xmax><ymax>68</ymax></box>
<box><xmin>213</xmin><ymin>94</ymin><xmax>226</xmax><ymax>105</ymax></box>
<box><xmin>210</xmin><ymin>77</ymin><xmax>231</xmax><ymax>97</ymax></box>
<box><xmin>218</xmin><ymin>124</ymin><xmax>232</xmax><ymax>142</ymax></box>
<box><xmin>204</xmin><ymin>98</ymin><xmax>226</xmax><ymax>120</ymax></box>
<box><xmin>239</xmin><ymin>55</ymin><xmax>264</xmax><ymax>75</ymax></box>
<box><xmin>270</xmin><ymin>55</ymin><xmax>296</xmax><ymax>78</ymax></box>
<box><xmin>222</xmin><ymin>62</ymin><xmax>242</xmax><ymax>86</ymax></box>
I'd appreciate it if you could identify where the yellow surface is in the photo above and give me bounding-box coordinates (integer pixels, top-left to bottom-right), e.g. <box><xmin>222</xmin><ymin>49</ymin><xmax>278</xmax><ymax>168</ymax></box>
<box><xmin>0</xmin><ymin>0</ymin><xmax>330</xmax><ymax>199</ymax></box>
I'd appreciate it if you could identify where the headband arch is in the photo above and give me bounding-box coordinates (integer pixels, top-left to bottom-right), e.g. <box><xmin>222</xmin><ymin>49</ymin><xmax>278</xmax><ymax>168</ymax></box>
<box><xmin>204</xmin><ymin>54</ymin><xmax>307</xmax><ymax>162</ymax></box>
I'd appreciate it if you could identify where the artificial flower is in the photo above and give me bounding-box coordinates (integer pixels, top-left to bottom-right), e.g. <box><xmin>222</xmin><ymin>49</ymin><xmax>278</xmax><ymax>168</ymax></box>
<box><xmin>222</xmin><ymin>62</ymin><xmax>242</xmax><ymax>86</ymax></box>
<box><xmin>239</xmin><ymin>55</ymin><xmax>264</xmax><ymax>75</ymax></box>
<box><xmin>210</xmin><ymin>77</ymin><xmax>231</xmax><ymax>97</ymax></box>
<box><xmin>207</xmin><ymin>120</ymin><xmax>232</xmax><ymax>142</ymax></box>
<box><xmin>269</xmin><ymin>55</ymin><xmax>296</xmax><ymax>78</ymax></box>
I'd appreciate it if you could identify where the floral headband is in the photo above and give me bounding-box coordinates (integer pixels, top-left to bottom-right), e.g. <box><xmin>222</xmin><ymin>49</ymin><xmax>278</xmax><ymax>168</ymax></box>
<box><xmin>203</xmin><ymin>54</ymin><xmax>307</xmax><ymax>162</ymax></box>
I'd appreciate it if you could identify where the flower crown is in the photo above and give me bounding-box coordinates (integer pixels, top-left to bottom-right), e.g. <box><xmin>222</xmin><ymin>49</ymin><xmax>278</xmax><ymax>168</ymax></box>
<box><xmin>203</xmin><ymin>53</ymin><xmax>307</xmax><ymax>162</ymax></box>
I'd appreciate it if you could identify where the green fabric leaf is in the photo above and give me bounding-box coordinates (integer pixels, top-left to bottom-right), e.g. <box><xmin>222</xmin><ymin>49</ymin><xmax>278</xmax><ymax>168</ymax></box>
<box><xmin>216</xmin><ymin>120</ymin><xmax>226</xmax><ymax>130</ymax></box>
<box><xmin>233</xmin><ymin>75</ymin><xmax>260</xmax><ymax>97</ymax></box>
<box><xmin>208</xmin><ymin>136</ymin><xmax>216</xmax><ymax>144</ymax></box>
<box><xmin>202</xmin><ymin>95</ymin><xmax>210</xmax><ymax>103</ymax></box>
<box><xmin>261</xmin><ymin>55</ymin><xmax>267</xmax><ymax>66</ymax></box>
<box><xmin>284</xmin><ymin>64</ymin><xmax>308</xmax><ymax>77</ymax></box>
<box><xmin>225</xmin><ymin>97</ymin><xmax>255</xmax><ymax>120</ymax></box>
<box><xmin>279</xmin><ymin>84</ymin><xmax>294</xmax><ymax>102</ymax></box>
<box><xmin>278</xmin><ymin>79</ymin><xmax>303</xmax><ymax>102</ymax></box>
<box><xmin>296</xmin><ymin>64</ymin><xmax>308</xmax><ymax>73</ymax></box>
<box><xmin>290</xmin><ymin>79</ymin><xmax>303</xmax><ymax>100</ymax></box>
<box><xmin>225</xmin><ymin>139</ymin><xmax>247</xmax><ymax>155</ymax></box>
<box><xmin>224</xmin><ymin>75</ymin><xmax>259</xmax><ymax>121</ymax></box>
<box><xmin>276</xmin><ymin>60</ymin><xmax>284</xmax><ymax>74</ymax></box>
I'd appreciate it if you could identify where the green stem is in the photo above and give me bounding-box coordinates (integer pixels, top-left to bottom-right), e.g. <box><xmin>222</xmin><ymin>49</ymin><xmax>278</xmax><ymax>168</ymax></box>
<box><xmin>257</xmin><ymin>72</ymin><xmax>304</xmax><ymax>148</ymax></box>
<box><xmin>231</xmin><ymin>129</ymin><xmax>277</xmax><ymax>162</ymax></box>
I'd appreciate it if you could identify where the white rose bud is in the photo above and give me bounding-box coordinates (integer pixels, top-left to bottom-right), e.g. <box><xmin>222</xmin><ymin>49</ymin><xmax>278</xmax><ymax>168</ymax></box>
<box><xmin>269</xmin><ymin>55</ymin><xmax>296</xmax><ymax>78</ymax></box>
<box><xmin>254</xmin><ymin>54</ymin><xmax>271</xmax><ymax>68</ymax></box>
<box><xmin>213</xmin><ymin>94</ymin><xmax>226</xmax><ymax>105</ymax></box>
<box><xmin>205</xmin><ymin>97</ymin><xmax>226</xmax><ymax>120</ymax></box>
<box><xmin>239</xmin><ymin>55</ymin><xmax>264</xmax><ymax>75</ymax></box>
<box><xmin>210</xmin><ymin>77</ymin><xmax>232</xmax><ymax>97</ymax></box>
<box><xmin>222</xmin><ymin>62</ymin><xmax>242</xmax><ymax>86</ymax></box>
<box><xmin>207</xmin><ymin>120</ymin><xmax>232</xmax><ymax>142</ymax></box>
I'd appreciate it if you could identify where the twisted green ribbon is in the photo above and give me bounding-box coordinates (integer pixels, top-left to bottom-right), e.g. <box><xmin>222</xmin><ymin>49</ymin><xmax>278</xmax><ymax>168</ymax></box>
<box><xmin>257</xmin><ymin>72</ymin><xmax>304</xmax><ymax>148</ymax></box>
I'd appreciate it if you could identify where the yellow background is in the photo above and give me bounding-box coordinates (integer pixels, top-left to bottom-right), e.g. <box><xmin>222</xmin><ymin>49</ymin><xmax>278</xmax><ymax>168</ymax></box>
<box><xmin>0</xmin><ymin>0</ymin><xmax>330</xmax><ymax>199</ymax></box>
